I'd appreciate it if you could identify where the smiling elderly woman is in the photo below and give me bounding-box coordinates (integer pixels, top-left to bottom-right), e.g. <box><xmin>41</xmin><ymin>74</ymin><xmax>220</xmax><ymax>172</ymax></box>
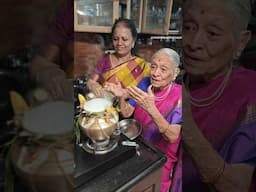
<box><xmin>107</xmin><ymin>48</ymin><xmax>182</xmax><ymax>192</ymax></box>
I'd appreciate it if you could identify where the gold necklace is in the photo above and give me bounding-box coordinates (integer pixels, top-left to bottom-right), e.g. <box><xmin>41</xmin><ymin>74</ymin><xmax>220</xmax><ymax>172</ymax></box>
<box><xmin>184</xmin><ymin>66</ymin><xmax>232</xmax><ymax>108</ymax></box>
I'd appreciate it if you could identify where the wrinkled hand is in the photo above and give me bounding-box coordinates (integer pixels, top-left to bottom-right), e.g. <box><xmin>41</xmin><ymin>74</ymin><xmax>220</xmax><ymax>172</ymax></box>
<box><xmin>40</xmin><ymin>69</ymin><xmax>72</xmax><ymax>101</ymax></box>
<box><xmin>127</xmin><ymin>85</ymin><xmax>156</xmax><ymax>114</ymax></box>
<box><xmin>105</xmin><ymin>82</ymin><xmax>125</xmax><ymax>97</ymax></box>
<box><xmin>30</xmin><ymin>56</ymin><xmax>73</xmax><ymax>101</ymax></box>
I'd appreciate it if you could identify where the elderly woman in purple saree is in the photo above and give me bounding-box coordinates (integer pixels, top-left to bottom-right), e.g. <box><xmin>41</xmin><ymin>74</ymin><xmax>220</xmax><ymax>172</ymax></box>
<box><xmin>182</xmin><ymin>0</ymin><xmax>256</xmax><ymax>191</ymax></box>
<box><xmin>106</xmin><ymin>48</ymin><xmax>182</xmax><ymax>192</ymax></box>
<box><xmin>183</xmin><ymin>67</ymin><xmax>256</xmax><ymax>191</ymax></box>
<box><xmin>132</xmin><ymin>78</ymin><xmax>182</xmax><ymax>191</ymax></box>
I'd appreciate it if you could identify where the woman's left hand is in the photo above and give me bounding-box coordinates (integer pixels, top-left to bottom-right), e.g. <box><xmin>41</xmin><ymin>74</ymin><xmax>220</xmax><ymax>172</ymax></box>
<box><xmin>127</xmin><ymin>85</ymin><xmax>156</xmax><ymax>114</ymax></box>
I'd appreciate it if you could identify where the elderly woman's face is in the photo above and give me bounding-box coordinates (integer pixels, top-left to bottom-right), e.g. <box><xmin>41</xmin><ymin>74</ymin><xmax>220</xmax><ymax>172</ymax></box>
<box><xmin>182</xmin><ymin>0</ymin><xmax>237</xmax><ymax>80</ymax></box>
<box><xmin>150</xmin><ymin>53</ymin><xmax>175</xmax><ymax>89</ymax></box>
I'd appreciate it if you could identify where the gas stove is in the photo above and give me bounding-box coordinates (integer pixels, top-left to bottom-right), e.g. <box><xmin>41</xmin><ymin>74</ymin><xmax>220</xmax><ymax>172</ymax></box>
<box><xmin>74</xmin><ymin>134</ymin><xmax>137</xmax><ymax>189</ymax></box>
<box><xmin>79</xmin><ymin>137</ymin><xmax>118</xmax><ymax>155</ymax></box>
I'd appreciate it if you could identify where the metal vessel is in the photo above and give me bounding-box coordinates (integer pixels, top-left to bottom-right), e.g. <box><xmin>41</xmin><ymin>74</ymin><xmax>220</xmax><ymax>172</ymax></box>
<box><xmin>78</xmin><ymin>98</ymin><xmax>119</xmax><ymax>153</ymax></box>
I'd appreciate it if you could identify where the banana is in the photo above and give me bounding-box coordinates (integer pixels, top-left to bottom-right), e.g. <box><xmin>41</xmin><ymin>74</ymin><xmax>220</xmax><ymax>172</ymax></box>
<box><xmin>78</xmin><ymin>93</ymin><xmax>86</xmax><ymax>105</ymax></box>
<box><xmin>10</xmin><ymin>90</ymin><xmax>30</xmax><ymax>114</ymax></box>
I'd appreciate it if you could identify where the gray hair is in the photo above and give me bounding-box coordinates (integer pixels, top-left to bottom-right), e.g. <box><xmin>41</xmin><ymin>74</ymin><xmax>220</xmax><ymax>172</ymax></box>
<box><xmin>225</xmin><ymin>0</ymin><xmax>251</xmax><ymax>36</ymax></box>
<box><xmin>152</xmin><ymin>48</ymin><xmax>180</xmax><ymax>69</ymax></box>
<box><xmin>183</xmin><ymin>0</ymin><xmax>251</xmax><ymax>38</ymax></box>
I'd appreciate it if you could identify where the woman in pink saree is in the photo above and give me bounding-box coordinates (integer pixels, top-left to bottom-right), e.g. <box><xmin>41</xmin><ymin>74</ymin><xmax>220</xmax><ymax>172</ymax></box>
<box><xmin>107</xmin><ymin>48</ymin><xmax>182</xmax><ymax>192</ymax></box>
<box><xmin>182</xmin><ymin>0</ymin><xmax>256</xmax><ymax>191</ymax></box>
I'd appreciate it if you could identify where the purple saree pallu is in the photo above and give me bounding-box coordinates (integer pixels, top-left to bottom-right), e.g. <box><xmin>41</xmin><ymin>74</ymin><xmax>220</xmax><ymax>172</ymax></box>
<box><xmin>183</xmin><ymin>67</ymin><xmax>256</xmax><ymax>191</ymax></box>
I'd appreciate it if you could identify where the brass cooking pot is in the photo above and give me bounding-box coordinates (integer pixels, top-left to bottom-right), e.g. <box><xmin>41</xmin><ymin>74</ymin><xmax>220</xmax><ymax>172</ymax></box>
<box><xmin>78</xmin><ymin>98</ymin><xmax>119</xmax><ymax>142</ymax></box>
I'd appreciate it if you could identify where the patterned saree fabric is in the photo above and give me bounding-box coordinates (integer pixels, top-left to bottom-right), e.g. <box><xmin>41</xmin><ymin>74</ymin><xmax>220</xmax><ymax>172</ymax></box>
<box><xmin>93</xmin><ymin>54</ymin><xmax>150</xmax><ymax>88</ymax></box>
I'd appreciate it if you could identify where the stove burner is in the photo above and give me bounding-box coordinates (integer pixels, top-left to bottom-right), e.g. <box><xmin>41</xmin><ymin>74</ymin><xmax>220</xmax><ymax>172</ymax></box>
<box><xmin>81</xmin><ymin>139</ymin><xmax>118</xmax><ymax>155</ymax></box>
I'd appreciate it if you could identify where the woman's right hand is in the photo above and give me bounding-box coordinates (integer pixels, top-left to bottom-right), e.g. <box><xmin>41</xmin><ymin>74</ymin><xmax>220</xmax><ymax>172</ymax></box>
<box><xmin>29</xmin><ymin>55</ymin><xmax>73</xmax><ymax>101</ymax></box>
<box><xmin>87</xmin><ymin>79</ymin><xmax>104</xmax><ymax>97</ymax></box>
